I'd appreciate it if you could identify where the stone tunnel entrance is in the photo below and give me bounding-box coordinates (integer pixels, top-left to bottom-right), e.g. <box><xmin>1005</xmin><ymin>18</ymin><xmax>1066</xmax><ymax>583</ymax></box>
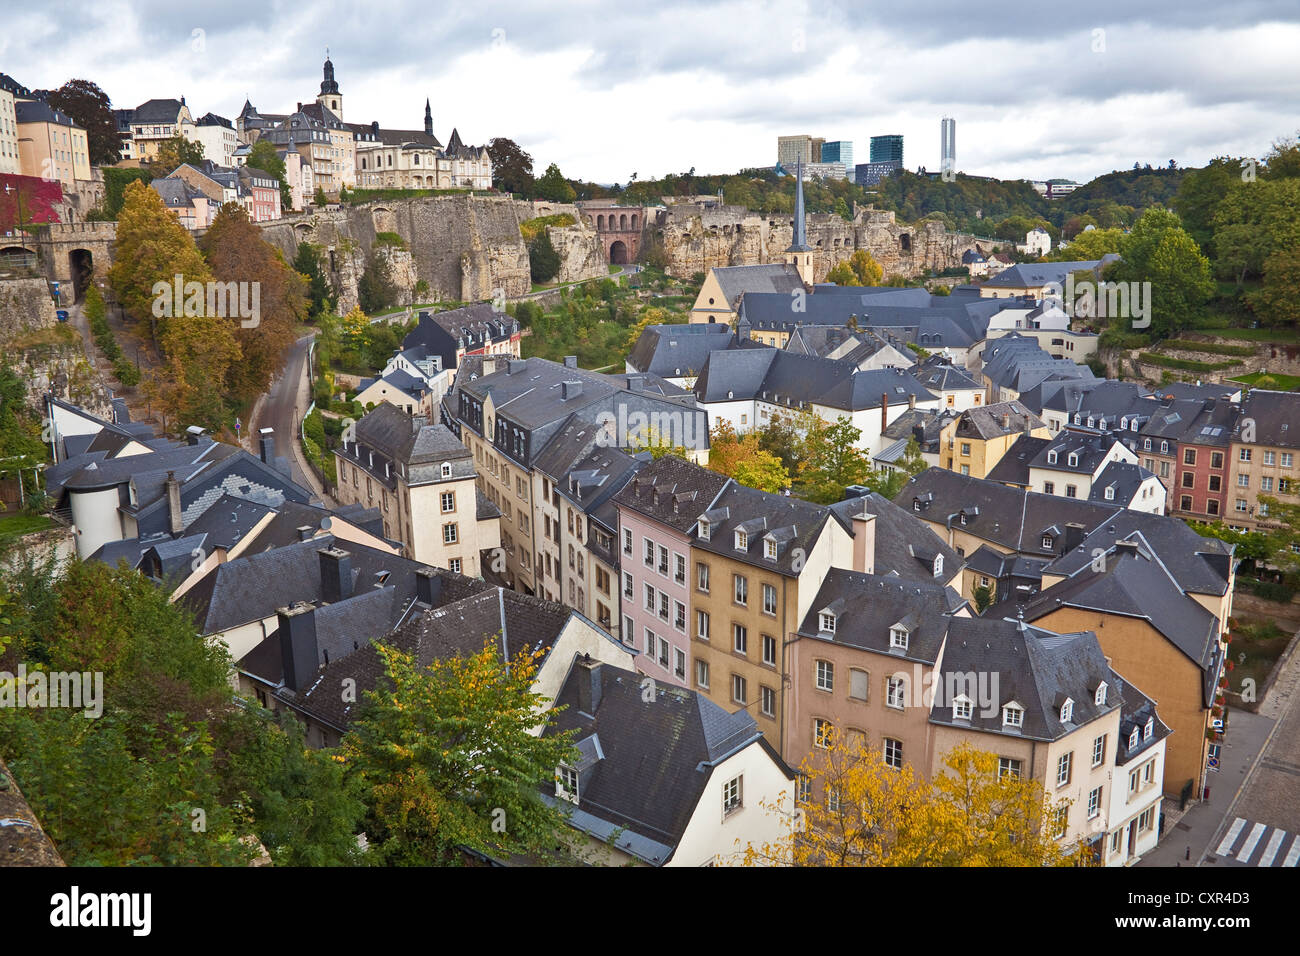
<box><xmin>68</xmin><ymin>249</ymin><xmax>94</xmax><ymax>302</ymax></box>
<box><xmin>609</xmin><ymin>240</ymin><xmax>628</xmax><ymax>265</ymax></box>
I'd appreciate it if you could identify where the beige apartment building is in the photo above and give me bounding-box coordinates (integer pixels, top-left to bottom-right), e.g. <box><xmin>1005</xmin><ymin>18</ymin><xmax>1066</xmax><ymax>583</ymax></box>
<box><xmin>0</xmin><ymin>86</ymin><xmax>18</xmax><ymax>175</ymax></box>
<box><xmin>16</xmin><ymin>100</ymin><xmax>92</xmax><ymax>186</ymax></box>
<box><xmin>333</xmin><ymin>405</ymin><xmax>500</xmax><ymax>576</ymax></box>
<box><xmin>1229</xmin><ymin>389</ymin><xmax>1300</xmax><ymax>534</ymax></box>
<box><xmin>938</xmin><ymin>402</ymin><xmax>1049</xmax><ymax>478</ymax></box>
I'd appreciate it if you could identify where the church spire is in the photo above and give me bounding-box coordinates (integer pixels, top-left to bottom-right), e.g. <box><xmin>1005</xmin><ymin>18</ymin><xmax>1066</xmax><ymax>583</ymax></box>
<box><xmin>787</xmin><ymin>159</ymin><xmax>811</xmax><ymax>253</ymax></box>
<box><xmin>424</xmin><ymin>98</ymin><xmax>432</xmax><ymax>137</ymax></box>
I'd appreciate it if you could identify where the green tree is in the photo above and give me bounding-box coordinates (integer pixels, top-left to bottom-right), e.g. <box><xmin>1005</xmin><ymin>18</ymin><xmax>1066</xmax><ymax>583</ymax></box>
<box><xmin>314</xmin><ymin>186</ymin><xmax>328</xmax><ymax>207</ymax></box>
<box><xmin>357</xmin><ymin>252</ymin><xmax>398</xmax><ymax>313</ymax></box>
<box><xmin>293</xmin><ymin>241</ymin><xmax>337</xmax><ymax>320</ymax></box>
<box><xmin>1111</xmin><ymin>207</ymin><xmax>1214</xmax><ymax>336</ymax></box>
<box><xmin>849</xmin><ymin>249</ymin><xmax>883</xmax><ymax>286</ymax></box>
<box><xmin>1212</xmin><ymin>178</ymin><xmax>1300</xmax><ymax>283</ymax></box>
<box><xmin>339</xmin><ymin>639</ymin><xmax>578</xmax><ymax>865</ymax></box>
<box><xmin>151</xmin><ymin>134</ymin><xmax>205</xmax><ymax>175</ymax></box>
<box><xmin>1248</xmin><ymin>246</ymin><xmax>1300</xmax><ymax>328</ymax></box>
<box><xmin>534</xmin><ymin>163</ymin><xmax>577</xmax><ymax>203</ymax></box>
<box><xmin>825</xmin><ymin>261</ymin><xmax>860</xmax><ymax>286</ymax></box>
<box><xmin>1173</xmin><ymin>156</ymin><xmax>1242</xmax><ymax>252</ymax></box>
<box><xmin>46</xmin><ymin>79</ymin><xmax>120</xmax><ymax>166</ymax></box>
<box><xmin>733</xmin><ymin>449</ymin><xmax>791</xmax><ymax>493</ymax></box>
<box><xmin>529</xmin><ymin>230</ymin><xmax>561</xmax><ymax>284</ymax></box>
<box><xmin>487</xmin><ymin>137</ymin><xmax>535</xmax><ymax>195</ymax></box>
<box><xmin>1050</xmin><ymin>227</ymin><xmax>1124</xmax><ymax>261</ymax></box>
<box><xmin>796</xmin><ymin>415</ymin><xmax>871</xmax><ymax>503</ymax></box>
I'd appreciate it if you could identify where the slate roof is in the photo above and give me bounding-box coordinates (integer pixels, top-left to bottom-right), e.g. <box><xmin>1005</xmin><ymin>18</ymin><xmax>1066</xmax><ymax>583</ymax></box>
<box><xmin>827</xmin><ymin>491</ymin><xmax>964</xmax><ymax>583</ymax></box>
<box><xmin>709</xmin><ymin>264</ymin><xmax>804</xmax><ymax>308</ymax></box>
<box><xmin>1154</xmin><ymin>382</ymin><xmax>1242</xmax><ymax>403</ymax></box>
<box><xmin>14</xmin><ymin>100</ymin><xmax>80</xmax><ymax>128</ymax></box>
<box><xmin>691</xmin><ymin>482</ymin><xmax>845</xmax><ymax>576</ymax></box>
<box><xmin>796</xmin><ymin>569</ymin><xmax>964</xmax><ymax>665</ymax></box>
<box><xmin>625</xmin><ymin>323</ymin><xmax>738</xmax><ymax>378</ymax></box>
<box><xmin>985</xmin><ymin>435</ymin><xmax>1053</xmax><ymax>487</ymax></box>
<box><xmin>1029</xmin><ymin>433</ymin><xmax>1128</xmax><ymax>476</ymax></box>
<box><xmin>693</xmin><ymin>349</ymin><xmax>935</xmax><ymax>412</ymax></box>
<box><xmin>1235</xmin><ymin>389</ymin><xmax>1300</xmax><ymax>449</ymax></box>
<box><xmin>928</xmin><ymin>617</ymin><xmax>1120</xmax><ymax>742</ymax></box>
<box><xmin>1042</xmin><ymin>516</ymin><xmax>1233</xmax><ymax>597</ymax></box>
<box><xmin>1088</xmin><ymin>460</ymin><xmax>1158</xmax><ymax>506</ymax></box>
<box><xmin>542</xmin><ymin>659</ymin><xmax>790</xmax><ymax>865</ymax></box>
<box><xmin>131</xmin><ymin>98</ymin><xmax>186</xmax><ymax>123</ymax></box>
<box><xmin>611</xmin><ymin>455</ymin><xmax>731</xmax><ymax>534</ymax></box>
<box><xmin>354</xmin><ymin>402</ymin><xmax>468</xmax><ymax>467</ymax></box>
<box><xmin>980</xmin><ymin>258</ymin><xmax>1113</xmax><ymax>289</ymax></box>
<box><xmin>913</xmin><ymin>361</ymin><xmax>982</xmax><ymax>393</ymax></box>
<box><xmin>151</xmin><ymin>177</ymin><xmax>206</xmax><ymax>209</ymax></box>
<box><xmin>953</xmin><ymin>401</ymin><xmax>1045</xmax><ymax>440</ymax></box>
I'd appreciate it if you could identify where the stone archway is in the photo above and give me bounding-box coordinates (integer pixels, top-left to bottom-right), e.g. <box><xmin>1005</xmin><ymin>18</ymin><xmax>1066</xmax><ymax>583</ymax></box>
<box><xmin>68</xmin><ymin>249</ymin><xmax>94</xmax><ymax>302</ymax></box>
<box><xmin>609</xmin><ymin>240</ymin><xmax>628</xmax><ymax>265</ymax></box>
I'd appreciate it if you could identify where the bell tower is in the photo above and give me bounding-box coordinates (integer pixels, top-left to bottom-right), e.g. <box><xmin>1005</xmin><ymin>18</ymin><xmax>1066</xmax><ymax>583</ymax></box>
<box><xmin>317</xmin><ymin>50</ymin><xmax>342</xmax><ymax>120</ymax></box>
<box><xmin>785</xmin><ymin>160</ymin><xmax>815</xmax><ymax>285</ymax></box>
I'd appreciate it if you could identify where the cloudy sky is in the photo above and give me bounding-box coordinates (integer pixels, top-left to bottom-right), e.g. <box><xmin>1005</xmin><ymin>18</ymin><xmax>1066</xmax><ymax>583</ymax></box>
<box><xmin>5</xmin><ymin>0</ymin><xmax>1299</xmax><ymax>185</ymax></box>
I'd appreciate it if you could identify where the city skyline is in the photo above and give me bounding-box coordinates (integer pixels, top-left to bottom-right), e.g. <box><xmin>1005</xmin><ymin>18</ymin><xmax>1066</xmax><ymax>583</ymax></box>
<box><xmin>3</xmin><ymin>0</ymin><xmax>1298</xmax><ymax>186</ymax></box>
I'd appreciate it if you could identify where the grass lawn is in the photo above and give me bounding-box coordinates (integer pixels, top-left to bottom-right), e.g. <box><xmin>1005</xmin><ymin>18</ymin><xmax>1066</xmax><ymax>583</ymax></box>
<box><xmin>1227</xmin><ymin>617</ymin><xmax>1295</xmax><ymax>710</ymax></box>
<box><xmin>1227</xmin><ymin>371</ymin><xmax>1300</xmax><ymax>391</ymax></box>
<box><xmin>1197</xmin><ymin>326</ymin><xmax>1300</xmax><ymax>343</ymax></box>
<box><xmin>0</xmin><ymin>512</ymin><xmax>55</xmax><ymax>541</ymax></box>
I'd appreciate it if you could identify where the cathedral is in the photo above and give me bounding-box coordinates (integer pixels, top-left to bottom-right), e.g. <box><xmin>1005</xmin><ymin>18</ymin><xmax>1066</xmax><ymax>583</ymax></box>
<box><xmin>236</xmin><ymin>55</ymin><xmax>493</xmax><ymax>196</ymax></box>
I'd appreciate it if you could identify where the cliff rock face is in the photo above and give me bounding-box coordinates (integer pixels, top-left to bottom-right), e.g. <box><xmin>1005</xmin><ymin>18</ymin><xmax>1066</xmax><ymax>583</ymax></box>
<box><xmin>258</xmin><ymin>195</ymin><xmax>535</xmax><ymax>310</ymax></box>
<box><xmin>0</xmin><ymin>278</ymin><xmax>59</xmax><ymax>334</ymax></box>
<box><xmin>548</xmin><ymin>224</ymin><xmax>607</xmax><ymax>283</ymax></box>
<box><xmin>653</xmin><ymin>203</ymin><xmax>1010</xmax><ymax>280</ymax></box>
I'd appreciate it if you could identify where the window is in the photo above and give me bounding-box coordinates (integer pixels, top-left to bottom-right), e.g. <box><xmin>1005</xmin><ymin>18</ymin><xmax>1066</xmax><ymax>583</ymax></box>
<box><xmin>1110</xmin><ymin>829</ymin><xmax>1123</xmax><ymax>856</ymax></box>
<box><xmin>889</xmin><ymin>626</ymin><xmax>908</xmax><ymax>650</ymax></box>
<box><xmin>1042</xmin><ymin>534</ymin><xmax>1054</xmax><ymax>549</ymax></box>
<box><xmin>644</xmin><ymin>538</ymin><xmax>654</xmax><ymax>567</ymax></box>
<box><xmin>449</xmin><ymin>558</ymin><xmax>461</xmax><ymax>574</ymax></box>
<box><xmin>657</xmin><ymin>545</ymin><xmax>669</xmax><ymax>576</ymax></box>
<box><xmin>1144</xmin><ymin>438</ymin><xmax>1152</xmax><ymax>451</ymax></box>
<box><xmin>762</xmin><ymin>583</ymin><xmax>777</xmax><ymax>616</ymax></box>
<box><xmin>1209</xmin><ymin>475</ymin><xmax>1221</xmax><ymax>492</ymax></box>
<box><xmin>960</xmin><ymin>465</ymin><xmax>970</xmax><ymax>476</ymax></box>
<box><xmin>623</xmin><ymin>615</ymin><xmax>635</xmax><ymax>647</ymax></box>
<box><xmin>1240</xmin><ymin>447</ymin><xmax>1252</xmax><ymax>462</ymax></box>
<box><xmin>1104</xmin><ymin>486</ymin><xmax>1115</xmax><ymax>501</ymax></box>
<box><xmin>760</xmin><ymin>685</ymin><xmax>776</xmax><ymax>718</ymax></box>
<box><xmin>1262</xmin><ymin>476</ymin><xmax>1275</xmax><ymax>492</ymax></box>
<box><xmin>673</xmin><ymin>553</ymin><xmax>686</xmax><ymax>584</ymax></box>
<box><xmin>816</xmin><ymin>660</ymin><xmax>834</xmax><ymax>692</ymax></box>
<box><xmin>763</xmin><ymin>538</ymin><xmax>778</xmax><ymax>560</ymax></box>
<box><xmin>734</xmin><ymin>530</ymin><xmax>747</xmax><ymax>551</ymax></box>
<box><xmin>1283</xmin><ymin>453</ymin><xmax>1294</xmax><ymax>468</ymax></box>
<box><xmin>1139</xmin><ymin>807</ymin><xmax>1154</xmax><ymax>832</ymax></box>
<box><xmin>556</xmin><ymin>765</ymin><xmax>579</xmax><ymax>804</ymax></box>
<box><xmin>1144</xmin><ymin>717</ymin><xmax>1154</xmax><ymax>740</ymax></box>
<box><xmin>728</xmin><ymin>676</ymin><xmax>748</xmax><ymax>707</ymax></box>
<box><xmin>674</xmin><ymin>601</ymin><xmax>686</xmax><ymax>632</ymax></box>
<box><xmin>1238</xmin><ymin>473</ymin><xmax>1250</xmax><ymax>487</ymax></box>
<box><xmin>1264</xmin><ymin>450</ymin><xmax>1276</xmax><ymax>466</ymax></box>
<box><xmin>797</xmin><ymin>775</ymin><xmax>811</xmax><ymax>803</ymax></box>
<box><xmin>644</xmin><ymin>583</ymin><xmax>655</xmax><ymax>611</ymax></box>
<box><xmin>645</xmin><ymin>627</ymin><xmax>657</xmax><ymax>655</ymax></box>
<box><xmin>886</xmin><ymin>675</ymin><xmax>906</xmax><ymax>709</ymax></box>
<box><xmin>733</xmin><ymin>624</ymin><xmax>748</xmax><ymax>655</ymax></box>
<box><xmin>734</xmin><ymin>574</ymin><xmax>748</xmax><ymax>606</ymax></box>
<box><xmin>960</xmin><ymin>442</ymin><xmax>971</xmax><ymax>456</ymax></box>
<box><xmin>659</xmin><ymin>591</ymin><xmax>670</xmax><ymax>621</ymax></box>
<box><xmin>623</xmin><ymin>572</ymin><xmax>633</xmax><ymax>599</ymax></box>
<box><xmin>442</xmin><ymin>523</ymin><xmax>458</xmax><ymax>544</ymax></box>
<box><xmin>441</xmin><ymin>491</ymin><xmax>456</xmax><ymax>513</ymax></box>
<box><xmin>1095</xmin><ymin>682</ymin><xmax>1107</xmax><ymax>706</ymax></box>
<box><xmin>723</xmin><ymin>775</ymin><xmax>743</xmax><ymax>816</ymax></box>
<box><xmin>1065</xmin><ymin>485</ymin><xmax>1077</xmax><ymax>498</ymax></box>
<box><xmin>1056</xmin><ymin>752</ymin><xmax>1072</xmax><ymax>788</ymax></box>
<box><xmin>1143</xmin><ymin>760</ymin><xmax>1155</xmax><ymax>786</ymax></box>
<box><xmin>883</xmin><ymin>738</ymin><xmax>903</xmax><ymax>769</ymax></box>
<box><xmin>1211</xmin><ymin>451</ymin><xmax>1224</xmax><ymax>469</ymax></box>
<box><xmin>849</xmin><ymin>668</ymin><xmax>869</xmax><ymax>701</ymax></box>
<box><xmin>826</xmin><ymin>788</ymin><xmax>840</xmax><ymax>813</ymax></box>
<box><xmin>696</xmin><ymin>659</ymin><xmax>709</xmax><ymax>689</ymax></box>
<box><xmin>1184</xmin><ymin>448</ymin><xmax>1196</xmax><ymax>465</ymax></box>
<box><xmin>814</xmin><ymin>719</ymin><xmax>833</xmax><ymax>748</ymax></box>
<box><xmin>1181</xmin><ymin>495</ymin><xmax>1193</xmax><ymax>511</ymax></box>
<box><xmin>1129</xmin><ymin>728</ymin><xmax>1140</xmax><ymax>750</ymax></box>
<box><xmin>1051</xmin><ymin>806</ymin><xmax>1069</xmax><ymax>840</ymax></box>
<box><xmin>697</xmin><ymin>562</ymin><xmax>710</xmax><ymax>592</ymax></box>
<box><xmin>762</xmin><ymin>634</ymin><xmax>777</xmax><ymax>666</ymax></box>
<box><xmin>623</xmin><ymin>527</ymin><xmax>633</xmax><ymax>555</ymax></box>
<box><xmin>998</xmin><ymin>757</ymin><xmax>1022</xmax><ymax>781</ymax></box>
<box><xmin>819</xmin><ymin>611</ymin><xmax>836</xmax><ymax>633</ymax></box>
<box><xmin>697</xmin><ymin>518</ymin><xmax>710</xmax><ymax>541</ymax></box>
<box><xmin>658</xmin><ymin>637</ymin><xmax>670</xmax><ymax>668</ymax></box>
<box><xmin>1182</xmin><ymin>471</ymin><xmax>1195</xmax><ymax>488</ymax></box>
<box><xmin>1043</xmin><ymin>481</ymin><xmax>1055</xmax><ymax>495</ymax></box>
<box><xmin>953</xmin><ymin>696</ymin><xmax>972</xmax><ymax>720</ymax></box>
<box><xmin>1060</xmin><ymin>698</ymin><xmax>1074</xmax><ymax>723</ymax></box>
<box><xmin>1092</xmin><ymin>734</ymin><xmax>1107</xmax><ymax>767</ymax></box>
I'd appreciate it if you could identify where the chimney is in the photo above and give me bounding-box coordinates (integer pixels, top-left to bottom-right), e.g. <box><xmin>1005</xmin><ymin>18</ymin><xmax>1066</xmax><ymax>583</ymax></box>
<box><xmin>482</xmin><ymin>357</ymin><xmax>497</xmax><ymax>376</ymax></box>
<box><xmin>165</xmin><ymin>471</ymin><xmax>183</xmax><ymax>534</ymax></box>
<box><xmin>564</xmin><ymin>355</ymin><xmax>578</xmax><ymax>369</ymax></box>
<box><xmin>508</xmin><ymin>359</ymin><xmax>526</xmax><ymax>374</ymax></box>
<box><xmin>318</xmin><ymin>547</ymin><xmax>354</xmax><ymax>603</ymax></box>
<box><xmin>626</xmin><ymin>375</ymin><xmax>645</xmax><ymax>392</ymax></box>
<box><xmin>1113</xmin><ymin>539</ymin><xmax>1140</xmax><ymax>560</ymax></box>
<box><xmin>1001</xmin><ymin>412</ymin><xmax>1010</xmax><ymax>430</ymax></box>
<box><xmin>278</xmin><ymin>603</ymin><xmax>319</xmax><ymax>692</ymax></box>
<box><xmin>185</xmin><ymin>425</ymin><xmax>207</xmax><ymax>446</ymax></box>
<box><xmin>1063</xmin><ymin>522</ymin><xmax>1086</xmax><ymax>553</ymax></box>
<box><xmin>575</xmin><ymin>654</ymin><xmax>602</xmax><ymax>715</ymax></box>
<box><xmin>852</xmin><ymin>510</ymin><xmax>877</xmax><ymax>574</ymax></box>
<box><xmin>562</xmin><ymin>381</ymin><xmax>583</xmax><ymax>401</ymax></box>
<box><xmin>881</xmin><ymin>392</ymin><xmax>889</xmax><ymax>435</ymax></box>
<box><xmin>415</xmin><ymin>567</ymin><xmax>443</xmax><ymax>604</ymax></box>
<box><xmin>258</xmin><ymin>426</ymin><xmax>275</xmax><ymax>464</ymax></box>
<box><xmin>296</xmin><ymin>525</ymin><xmax>314</xmax><ymax>542</ymax></box>
<box><xmin>908</xmin><ymin>393</ymin><xmax>916</xmax><ymax>410</ymax></box>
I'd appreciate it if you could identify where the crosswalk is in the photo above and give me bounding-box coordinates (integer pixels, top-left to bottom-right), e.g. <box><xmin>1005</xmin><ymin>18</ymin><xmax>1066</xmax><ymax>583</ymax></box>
<box><xmin>1213</xmin><ymin>817</ymin><xmax>1300</xmax><ymax>866</ymax></box>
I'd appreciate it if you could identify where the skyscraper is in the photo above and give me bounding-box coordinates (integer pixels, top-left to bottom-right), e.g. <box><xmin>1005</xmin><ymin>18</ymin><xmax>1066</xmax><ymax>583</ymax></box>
<box><xmin>869</xmin><ymin>134</ymin><xmax>903</xmax><ymax>165</ymax></box>
<box><xmin>941</xmin><ymin>117</ymin><xmax>956</xmax><ymax>170</ymax></box>
<box><xmin>821</xmin><ymin>140</ymin><xmax>854</xmax><ymax>172</ymax></box>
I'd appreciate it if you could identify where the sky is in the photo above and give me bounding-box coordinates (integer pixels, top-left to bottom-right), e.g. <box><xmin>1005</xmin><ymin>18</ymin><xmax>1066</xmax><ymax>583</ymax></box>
<box><xmin>4</xmin><ymin>0</ymin><xmax>1299</xmax><ymax>185</ymax></box>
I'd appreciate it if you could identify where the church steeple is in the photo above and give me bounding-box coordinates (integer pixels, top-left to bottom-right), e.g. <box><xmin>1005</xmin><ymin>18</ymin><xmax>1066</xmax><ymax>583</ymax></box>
<box><xmin>785</xmin><ymin>159</ymin><xmax>815</xmax><ymax>285</ymax></box>
<box><xmin>317</xmin><ymin>50</ymin><xmax>342</xmax><ymax>120</ymax></box>
<box><xmin>424</xmin><ymin>98</ymin><xmax>432</xmax><ymax>137</ymax></box>
<box><xmin>320</xmin><ymin>52</ymin><xmax>339</xmax><ymax>95</ymax></box>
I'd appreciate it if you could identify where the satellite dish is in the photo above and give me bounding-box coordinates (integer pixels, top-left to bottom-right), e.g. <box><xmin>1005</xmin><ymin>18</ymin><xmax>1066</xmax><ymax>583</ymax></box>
<box><xmin>320</xmin><ymin>517</ymin><xmax>333</xmax><ymax>531</ymax></box>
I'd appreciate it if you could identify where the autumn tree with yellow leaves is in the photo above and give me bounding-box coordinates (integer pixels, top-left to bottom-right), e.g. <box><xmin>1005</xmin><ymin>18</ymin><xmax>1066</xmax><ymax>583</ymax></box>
<box><xmin>339</xmin><ymin>639</ymin><xmax>580</xmax><ymax>866</ymax></box>
<box><xmin>739</xmin><ymin>736</ymin><xmax>1090</xmax><ymax>867</ymax></box>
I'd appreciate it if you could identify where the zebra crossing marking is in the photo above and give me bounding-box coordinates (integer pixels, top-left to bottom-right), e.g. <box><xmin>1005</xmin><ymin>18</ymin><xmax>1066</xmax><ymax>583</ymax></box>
<box><xmin>1215</xmin><ymin>817</ymin><xmax>1246</xmax><ymax>857</ymax></box>
<box><xmin>1258</xmin><ymin>829</ymin><xmax>1287</xmax><ymax>867</ymax></box>
<box><xmin>1237</xmin><ymin>822</ymin><xmax>1267</xmax><ymax>861</ymax></box>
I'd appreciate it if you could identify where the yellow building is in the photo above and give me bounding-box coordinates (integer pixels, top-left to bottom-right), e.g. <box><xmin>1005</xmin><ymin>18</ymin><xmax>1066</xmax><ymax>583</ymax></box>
<box><xmin>15</xmin><ymin>99</ymin><xmax>91</xmax><ymax>185</ymax></box>
<box><xmin>128</xmin><ymin>98</ymin><xmax>195</xmax><ymax>163</ymax></box>
<box><xmin>938</xmin><ymin>401</ymin><xmax>1049</xmax><ymax>477</ymax></box>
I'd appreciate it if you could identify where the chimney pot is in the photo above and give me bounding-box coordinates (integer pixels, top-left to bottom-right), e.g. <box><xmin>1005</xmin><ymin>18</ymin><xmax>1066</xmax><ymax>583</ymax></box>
<box><xmin>278</xmin><ymin>603</ymin><xmax>319</xmax><ymax>692</ymax></box>
<box><xmin>564</xmin><ymin>355</ymin><xmax>578</xmax><ymax>369</ymax></box>
<box><xmin>319</xmin><ymin>547</ymin><xmax>353</xmax><ymax>603</ymax></box>
<box><xmin>165</xmin><ymin>470</ymin><xmax>183</xmax><ymax>534</ymax></box>
<box><xmin>415</xmin><ymin>566</ymin><xmax>443</xmax><ymax>604</ymax></box>
<box><xmin>576</xmin><ymin>654</ymin><xmax>602</xmax><ymax>714</ymax></box>
<box><xmin>259</xmin><ymin>426</ymin><xmax>275</xmax><ymax>464</ymax></box>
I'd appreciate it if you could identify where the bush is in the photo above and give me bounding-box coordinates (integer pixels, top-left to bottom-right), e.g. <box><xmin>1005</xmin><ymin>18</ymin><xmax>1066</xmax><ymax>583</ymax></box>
<box><xmin>529</xmin><ymin>231</ymin><xmax>561</xmax><ymax>284</ymax></box>
<box><xmin>84</xmin><ymin>285</ymin><xmax>106</xmax><ymax>324</ymax></box>
<box><xmin>520</xmin><ymin>214</ymin><xmax>575</xmax><ymax>242</ymax></box>
<box><xmin>1138</xmin><ymin>352</ymin><xmax>1237</xmax><ymax>372</ymax></box>
<box><xmin>1163</xmin><ymin>339</ymin><xmax>1255</xmax><ymax>357</ymax></box>
<box><xmin>374</xmin><ymin>231</ymin><xmax>407</xmax><ymax>250</ymax></box>
<box><xmin>1098</xmin><ymin>329</ymin><xmax>1152</xmax><ymax>350</ymax></box>
<box><xmin>112</xmin><ymin>358</ymin><xmax>140</xmax><ymax>386</ymax></box>
<box><xmin>1250</xmin><ymin>580</ymin><xmax>1296</xmax><ymax>602</ymax></box>
<box><xmin>304</xmin><ymin>408</ymin><xmax>326</xmax><ymax>448</ymax></box>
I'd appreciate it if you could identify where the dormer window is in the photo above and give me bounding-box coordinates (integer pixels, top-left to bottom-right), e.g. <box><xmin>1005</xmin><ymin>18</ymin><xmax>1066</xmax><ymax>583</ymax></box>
<box><xmin>735</xmin><ymin>530</ymin><xmax>747</xmax><ymax>551</ymax></box>
<box><xmin>952</xmin><ymin>695</ymin><xmax>973</xmax><ymax>720</ymax></box>
<box><xmin>698</xmin><ymin>518</ymin><xmax>711</xmax><ymax>541</ymax></box>
<box><xmin>1104</xmin><ymin>486</ymin><xmax>1115</xmax><ymax>500</ymax></box>
<box><xmin>1129</xmin><ymin>418</ymin><xmax>1138</xmax><ymax>431</ymax></box>
<box><xmin>1086</xmin><ymin>417</ymin><xmax>1095</xmax><ymax>429</ymax></box>
<box><xmin>933</xmin><ymin>554</ymin><xmax>943</xmax><ymax>578</ymax></box>
<box><xmin>1160</xmin><ymin>441</ymin><xmax>1168</xmax><ymax>454</ymax></box>
<box><xmin>1042</xmin><ymin>534</ymin><xmax>1054</xmax><ymax>549</ymax></box>
<box><xmin>1073</xmin><ymin>413</ymin><xmax>1081</xmax><ymax>424</ymax></box>
<box><xmin>1144</xmin><ymin>438</ymin><xmax>1151</xmax><ymax>451</ymax></box>
<box><xmin>764</xmin><ymin>538</ymin><xmax>778</xmax><ymax>560</ymax></box>
<box><xmin>1129</xmin><ymin>728</ymin><xmax>1140</xmax><ymax>749</ymax></box>
<box><xmin>1047</xmin><ymin>451</ymin><xmax>1058</xmax><ymax>465</ymax></box>
<box><xmin>819</xmin><ymin>612</ymin><xmax>836</xmax><ymax>634</ymax></box>
<box><xmin>889</xmin><ymin>626</ymin><xmax>909</xmax><ymax>650</ymax></box>
<box><xmin>1060</xmin><ymin>698</ymin><xmax>1074</xmax><ymax>723</ymax></box>
<box><xmin>1095</xmin><ymin>682</ymin><xmax>1107</xmax><ymax>706</ymax></box>
<box><xmin>556</xmin><ymin>765</ymin><xmax>579</xmax><ymax>804</ymax></box>
<box><xmin>1144</xmin><ymin>717</ymin><xmax>1154</xmax><ymax>740</ymax></box>
<box><xmin>441</xmin><ymin>462</ymin><xmax>452</xmax><ymax>478</ymax></box>
<box><xmin>1067</xmin><ymin>453</ymin><xmax>1079</xmax><ymax>468</ymax></box>
<box><xmin>1003</xmin><ymin>704</ymin><xmax>1024</xmax><ymax>727</ymax></box>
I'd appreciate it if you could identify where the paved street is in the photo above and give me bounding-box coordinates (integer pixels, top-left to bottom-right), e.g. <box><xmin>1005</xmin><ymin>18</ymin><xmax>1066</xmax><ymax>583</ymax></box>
<box><xmin>249</xmin><ymin>331</ymin><xmax>332</xmax><ymax>504</ymax></box>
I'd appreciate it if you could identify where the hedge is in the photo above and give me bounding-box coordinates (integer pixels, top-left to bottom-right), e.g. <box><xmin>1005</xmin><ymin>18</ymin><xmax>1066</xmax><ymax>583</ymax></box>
<box><xmin>1162</xmin><ymin>339</ymin><xmax>1256</xmax><ymax>357</ymax></box>
<box><xmin>1138</xmin><ymin>352</ymin><xmax>1237</xmax><ymax>372</ymax></box>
